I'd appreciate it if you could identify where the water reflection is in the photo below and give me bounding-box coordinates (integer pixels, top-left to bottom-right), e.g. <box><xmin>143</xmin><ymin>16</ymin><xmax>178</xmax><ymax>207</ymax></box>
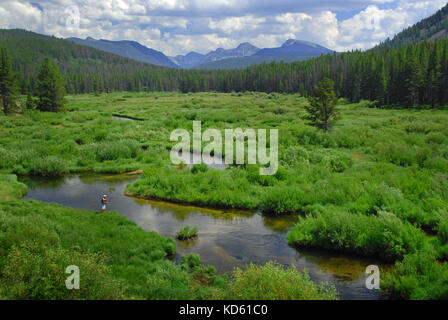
<box><xmin>20</xmin><ymin>174</ymin><xmax>387</xmax><ymax>300</ymax></box>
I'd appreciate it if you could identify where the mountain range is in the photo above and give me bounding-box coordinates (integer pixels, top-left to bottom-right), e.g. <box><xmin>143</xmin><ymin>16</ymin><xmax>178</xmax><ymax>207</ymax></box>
<box><xmin>197</xmin><ymin>39</ymin><xmax>334</xmax><ymax>70</ymax></box>
<box><xmin>170</xmin><ymin>42</ymin><xmax>261</xmax><ymax>68</ymax></box>
<box><xmin>67</xmin><ymin>37</ymin><xmax>178</xmax><ymax>68</ymax></box>
<box><xmin>67</xmin><ymin>37</ymin><xmax>333</xmax><ymax>69</ymax></box>
<box><xmin>65</xmin><ymin>2</ymin><xmax>448</xmax><ymax>70</ymax></box>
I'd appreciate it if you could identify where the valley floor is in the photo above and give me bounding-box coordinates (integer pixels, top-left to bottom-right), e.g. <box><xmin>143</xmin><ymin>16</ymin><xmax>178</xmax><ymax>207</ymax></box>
<box><xmin>1</xmin><ymin>92</ymin><xmax>448</xmax><ymax>299</ymax></box>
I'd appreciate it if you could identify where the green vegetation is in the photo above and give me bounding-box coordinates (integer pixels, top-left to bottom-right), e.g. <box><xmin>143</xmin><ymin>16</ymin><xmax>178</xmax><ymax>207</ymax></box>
<box><xmin>0</xmin><ymin>29</ymin><xmax>170</xmax><ymax>94</ymax></box>
<box><xmin>382</xmin><ymin>251</ymin><xmax>448</xmax><ymax>300</ymax></box>
<box><xmin>288</xmin><ymin>210</ymin><xmax>427</xmax><ymax>262</ymax></box>
<box><xmin>2</xmin><ymin>5</ymin><xmax>448</xmax><ymax>300</ymax></box>
<box><xmin>0</xmin><ymin>173</ymin><xmax>27</xmax><ymax>200</ymax></box>
<box><xmin>1</xmin><ymin>242</ymin><xmax>123</xmax><ymax>300</ymax></box>
<box><xmin>1</xmin><ymin>91</ymin><xmax>448</xmax><ymax>299</ymax></box>
<box><xmin>196</xmin><ymin>54</ymin><xmax>318</xmax><ymax>70</ymax></box>
<box><xmin>0</xmin><ymin>200</ymin><xmax>206</xmax><ymax>300</ymax></box>
<box><xmin>305</xmin><ymin>78</ymin><xmax>339</xmax><ymax>132</ymax></box>
<box><xmin>35</xmin><ymin>58</ymin><xmax>66</xmax><ymax>112</ymax></box>
<box><xmin>377</xmin><ymin>4</ymin><xmax>448</xmax><ymax>50</ymax></box>
<box><xmin>176</xmin><ymin>226</ymin><xmax>199</xmax><ymax>240</ymax></box>
<box><xmin>2</xmin><ymin>13</ymin><xmax>448</xmax><ymax>108</ymax></box>
<box><xmin>0</xmin><ymin>200</ymin><xmax>336</xmax><ymax>300</ymax></box>
<box><xmin>0</xmin><ymin>48</ymin><xmax>19</xmax><ymax>114</ymax></box>
<box><xmin>216</xmin><ymin>262</ymin><xmax>338</xmax><ymax>300</ymax></box>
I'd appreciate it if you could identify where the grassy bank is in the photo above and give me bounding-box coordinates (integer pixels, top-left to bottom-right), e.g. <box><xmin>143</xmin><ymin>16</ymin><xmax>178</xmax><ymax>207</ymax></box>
<box><xmin>0</xmin><ymin>199</ymin><xmax>337</xmax><ymax>300</ymax></box>
<box><xmin>0</xmin><ymin>173</ymin><xmax>27</xmax><ymax>200</ymax></box>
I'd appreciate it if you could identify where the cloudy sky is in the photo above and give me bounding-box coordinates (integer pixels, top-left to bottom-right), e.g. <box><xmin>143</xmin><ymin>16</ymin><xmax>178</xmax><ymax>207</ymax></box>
<box><xmin>0</xmin><ymin>0</ymin><xmax>447</xmax><ymax>56</ymax></box>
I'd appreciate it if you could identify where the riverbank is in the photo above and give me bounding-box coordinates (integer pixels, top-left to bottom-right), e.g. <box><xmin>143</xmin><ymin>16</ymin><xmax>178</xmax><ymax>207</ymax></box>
<box><xmin>0</xmin><ymin>174</ymin><xmax>338</xmax><ymax>300</ymax></box>
<box><xmin>0</xmin><ymin>173</ymin><xmax>27</xmax><ymax>200</ymax></box>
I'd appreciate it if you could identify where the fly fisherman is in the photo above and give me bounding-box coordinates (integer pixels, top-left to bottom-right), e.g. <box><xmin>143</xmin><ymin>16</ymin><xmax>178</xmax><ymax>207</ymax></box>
<box><xmin>101</xmin><ymin>195</ymin><xmax>109</xmax><ymax>212</ymax></box>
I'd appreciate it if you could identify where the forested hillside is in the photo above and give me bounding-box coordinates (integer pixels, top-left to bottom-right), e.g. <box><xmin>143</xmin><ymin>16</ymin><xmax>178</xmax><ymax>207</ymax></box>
<box><xmin>377</xmin><ymin>3</ymin><xmax>448</xmax><ymax>49</ymax></box>
<box><xmin>67</xmin><ymin>37</ymin><xmax>178</xmax><ymax>68</ymax></box>
<box><xmin>0</xmin><ymin>29</ymin><xmax>179</xmax><ymax>93</ymax></box>
<box><xmin>180</xmin><ymin>39</ymin><xmax>448</xmax><ymax>107</ymax></box>
<box><xmin>2</xmin><ymin>26</ymin><xmax>448</xmax><ymax>107</ymax></box>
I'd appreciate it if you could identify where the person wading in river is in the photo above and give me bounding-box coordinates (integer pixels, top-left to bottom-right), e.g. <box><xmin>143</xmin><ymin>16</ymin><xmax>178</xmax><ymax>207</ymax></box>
<box><xmin>101</xmin><ymin>195</ymin><xmax>108</xmax><ymax>212</ymax></box>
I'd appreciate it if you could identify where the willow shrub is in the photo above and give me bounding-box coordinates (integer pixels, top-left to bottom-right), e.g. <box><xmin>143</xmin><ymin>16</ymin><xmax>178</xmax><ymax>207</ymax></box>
<box><xmin>382</xmin><ymin>251</ymin><xmax>448</xmax><ymax>300</ymax></box>
<box><xmin>288</xmin><ymin>209</ymin><xmax>427</xmax><ymax>262</ymax></box>
<box><xmin>217</xmin><ymin>262</ymin><xmax>338</xmax><ymax>300</ymax></box>
<box><xmin>0</xmin><ymin>241</ymin><xmax>123</xmax><ymax>300</ymax></box>
<box><xmin>29</xmin><ymin>156</ymin><xmax>68</xmax><ymax>176</ymax></box>
<box><xmin>127</xmin><ymin>166</ymin><xmax>261</xmax><ymax>209</ymax></box>
<box><xmin>260</xmin><ymin>186</ymin><xmax>306</xmax><ymax>215</ymax></box>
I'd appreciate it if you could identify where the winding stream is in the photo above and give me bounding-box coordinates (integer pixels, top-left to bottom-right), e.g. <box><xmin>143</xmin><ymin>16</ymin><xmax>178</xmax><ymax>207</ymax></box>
<box><xmin>20</xmin><ymin>174</ymin><xmax>388</xmax><ymax>300</ymax></box>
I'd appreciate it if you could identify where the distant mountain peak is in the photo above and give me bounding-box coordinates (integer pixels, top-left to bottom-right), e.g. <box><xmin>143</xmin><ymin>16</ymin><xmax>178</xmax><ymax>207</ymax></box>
<box><xmin>282</xmin><ymin>39</ymin><xmax>297</xmax><ymax>47</ymax></box>
<box><xmin>67</xmin><ymin>37</ymin><xmax>178</xmax><ymax>68</ymax></box>
<box><xmin>281</xmin><ymin>39</ymin><xmax>318</xmax><ymax>48</ymax></box>
<box><xmin>173</xmin><ymin>42</ymin><xmax>259</xmax><ymax>68</ymax></box>
<box><xmin>250</xmin><ymin>39</ymin><xmax>332</xmax><ymax>58</ymax></box>
<box><xmin>237</xmin><ymin>42</ymin><xmax>257</xmax><ymax>49</ymax></box>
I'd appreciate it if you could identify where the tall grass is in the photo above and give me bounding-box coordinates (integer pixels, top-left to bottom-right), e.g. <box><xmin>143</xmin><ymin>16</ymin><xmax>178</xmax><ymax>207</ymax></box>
<box><xmin>288</xmin><ymin>209</ymin><xmax>427</xmax><ymax>262</ymax></box>
<box><xmin>216</xmin><ymin>262</ymin><xmax>338</xmax><ymax>300</ymax></box>
<box><xmin>0</xmin><ymin>174</ymin><xmax>27</xmax><ymax>200</ymax></box>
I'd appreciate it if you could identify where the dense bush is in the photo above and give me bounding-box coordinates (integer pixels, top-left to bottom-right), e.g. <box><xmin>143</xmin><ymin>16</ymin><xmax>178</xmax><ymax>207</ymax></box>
<box><xmin>0</xmin><ymin>241</ymin><xmax>123</xmax><ymax>300</ymax></box>
<box><xmin>127</xmin><ymin>167</ymin><xmax>261</xmax><ymax>209</ymax></box>
<box><xmin>382</xmin><ymin>251</ymin><xmax>448</xmax><ymax>300</ymax></box>
<box><xmin>375</xmin><ymin>142</ymin><xmax>417</xmax><ymax>167</ymax></box>
<box><xmin>260</xmin><ymin>186</ymin><xmax>305</xmax><ymax>215</ymax></box>
<box><xmin>217</xmin><ymin>262</ymin><xmax>338</xmax><ymax>300</ymax></box>
<box><xmin>92</xmin><ymin>139</ymin><xmax>141</xmax><ymax>162</ymax></box>
<box><xmin>29</xmin><ymin>156</ymin><xmax>67</xmax><ymax>176</ymax></box>
<box><xmin>288</xmin><ymin>210</ymin><xmax>427</xmax><ymax>261</ymax></box>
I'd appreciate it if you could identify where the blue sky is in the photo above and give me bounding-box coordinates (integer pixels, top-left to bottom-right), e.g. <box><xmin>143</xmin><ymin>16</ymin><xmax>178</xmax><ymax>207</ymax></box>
<box><xmin>0</xmin><ymin>1</ymin><xmax>447</xmax><ymax>56</ymax></box>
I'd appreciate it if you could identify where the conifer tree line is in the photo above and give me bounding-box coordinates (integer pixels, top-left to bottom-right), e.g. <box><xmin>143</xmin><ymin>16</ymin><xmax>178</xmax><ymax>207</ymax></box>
<box><xmin>0</xmin><ymin>48</ymin><xmax>66</xmax><ymax>113</ymax></box>
<box><xmin>2</xmin><ymin>29</ymin><xmax>448</xmax><ymax>108</ymax></box>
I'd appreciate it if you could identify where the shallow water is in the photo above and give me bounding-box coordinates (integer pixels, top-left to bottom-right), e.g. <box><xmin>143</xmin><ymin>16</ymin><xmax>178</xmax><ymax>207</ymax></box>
<box><xmin>172</xmin><ymin>150</ymin><xmax>228</xmax><ymax>171</ymax></box>
<box><xmin>20</xmin><ymin>174</ymin><xmax>387</xmax><ymax>300</ymax></box>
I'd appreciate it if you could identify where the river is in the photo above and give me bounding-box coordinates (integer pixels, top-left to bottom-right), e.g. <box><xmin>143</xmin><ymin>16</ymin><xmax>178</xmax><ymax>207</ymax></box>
<box><xmin>20</xmin><ymin>173</ymin><xmax>387</xmax><ymax>300</ymax></box>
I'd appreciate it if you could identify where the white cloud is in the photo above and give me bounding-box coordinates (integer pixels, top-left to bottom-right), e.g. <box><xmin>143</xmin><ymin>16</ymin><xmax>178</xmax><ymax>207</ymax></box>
<box><xmin>209</xmin><ymin>15</ymin><xmax>266</xmax><ymax>34</ymax></box>
<box><xmin>0</xmin><ymin>0</ymin><xmax>447</xmax><ymax>55</ymax></box>
<box><xmin>0</xmin><ymin>1</ymin><xmax>42</xmax><ymax>30</ymax></box>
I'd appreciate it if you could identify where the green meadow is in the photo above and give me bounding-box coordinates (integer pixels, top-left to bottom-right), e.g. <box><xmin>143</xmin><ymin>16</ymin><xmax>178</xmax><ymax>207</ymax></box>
<box><xmin>1</xmin><ymin>91</ymin><xmax>448</xmax><ymax>299</ymax></box>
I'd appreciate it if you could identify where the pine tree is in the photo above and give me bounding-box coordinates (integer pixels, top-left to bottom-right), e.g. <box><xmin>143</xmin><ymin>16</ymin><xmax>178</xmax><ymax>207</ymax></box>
<box><xmin>404</xmin><ymin>49</ymin><xmax>424</xmax><ymax>106</ymax></box>
<box><xmin>35</xmin><ymin>58</ymin><xmax>66</xmax><ymax>112</ymax></box>
<box><xmin>377</xmin><ymin>58</ymin><xmax>389</xmax><ymax>105</ymax></box>
<box><xmin>0</xmin><ymin>48</ymin><xmax>19</xmax><ymax>114</ymax></box>
<box><xmin>305</xmin><ymin>78</ymin><xmax>339</xmax><ymax>132</ymax></box>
